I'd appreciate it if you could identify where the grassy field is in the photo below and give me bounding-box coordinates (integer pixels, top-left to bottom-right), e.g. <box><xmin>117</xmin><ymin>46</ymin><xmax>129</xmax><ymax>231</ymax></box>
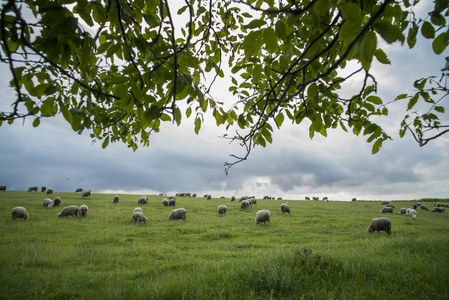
<box><xmin>1</xmin><ymin>191</ymin><xmax>449</xmax><ymax>299</ymax></box>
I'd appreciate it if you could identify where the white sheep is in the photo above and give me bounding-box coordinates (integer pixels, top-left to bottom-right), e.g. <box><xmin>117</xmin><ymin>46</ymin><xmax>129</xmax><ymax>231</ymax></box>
<box><xmin>280</xmin><ymin>202</ymin><xmax>291</xmax><ymax>214</ymax></box>
<box><xmin>58</xmin><ymin>206</ymin><xmax>79</xmax><ymax>218</ymax></box>
<box><xmin>43</xmin><ymin>198</ymin><xmax>54</xmax><ymax>209</ymax></box>
<box><xmin>82</xmin><ymin>189</ymin><xmax>91</xmax><ymax>198</ymax></box>
<box><xmin>168</xmin><ymin>198</ymin><xmax>176</xmax><ymax>206</ymax></box>
<box><xmin>368</xmin><ymin>217</ymin><xmax>391</xmax><ymax>235</ymax></box>
<box><xmin>113</xmin><ymin>195</ymin><xmax>119</xmax><ymax>203</ymax></box>
<box><xmin>240</xmin><ymin>200</ymin><xmax>250</xmax><ymax>210</ymax></box>
<box><xmin>138</xmin><ymin>196</ymin><xmax>148</xmax><ymax>204</ymax></box>
<box><xmin>79</xmin><ymin>205</ymin><xmax>88</xmax><ymax>218</ymax></box>
<box><xmin>255</xmin><ymin>210</ymin><xmax>271</xmax><ymax>225</ymax></box>
<box><xmin>312</xmin><ymin>197</ymin><xmax>319</xmax><ymax>201</ymax></box>
<box><xmin>406</xmin><ymin>208</ymin><xmax>411</xmax><ymax>216</ymax></box>
<box><xmin>27</xmin><ymin>186</ymin><xmax>38</xmax><ymax>192</ymax></box>
<box><xmin>217</xmin><ymin>205</ymin><xmax>227</xmax><ymax>216</ymax></box>
<box><xmin>53</xmin><ymin>197</ymin><xmax>62</xmax><ymax>207</ymax></box>
<box><xmin>380</xmin><ymin>207</ymin><xmax>394</xmax><ymax>213</ymax></box>
<box><xmin>410</xmin><ymin>209</ymin><xmax>418</xmax><ymax>220</ymax></box>
<box><xmin>11</xmin><ymin>207</ymin><xmax>28</xmax><ymax>220</ymax></box>
<box><xmin>132</xmin><ymin>211</ymin><xmax>147</xmax><ymax>224</ymax></box>
<box><xmin>162</xmin><ymin>198</ymin><xmax>169</xmax><ymax>206</ymax></box>
<box><xmin>168</xmin><ymin>208</ymin><xmax>187</xmax><ymax>221</ymax></box>
<box><xmin>398</xmin><ymin>208</ymin><xmax>407</xmax><ymax>215</ymax></box>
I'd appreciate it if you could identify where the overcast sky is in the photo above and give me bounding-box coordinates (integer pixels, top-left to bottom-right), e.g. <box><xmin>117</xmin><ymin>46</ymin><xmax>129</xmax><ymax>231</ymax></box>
<box><xmin>0</xmin><ymin>3</ymin><xmax>448</xmax><ymax>201</ymax></box>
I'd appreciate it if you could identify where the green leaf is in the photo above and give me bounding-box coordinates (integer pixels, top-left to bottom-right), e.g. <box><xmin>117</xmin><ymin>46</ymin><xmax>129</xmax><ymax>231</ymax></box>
<box><xmin>407</xmin><ymin>94</ymin><xmax>419</xmax><ymax>111</ymax></box>
<box><xmin>263</xmin><ymin>27</ymin><xmax>278</xmax><ymax>53</ymax></box>
<box><xmin>372</xmin><ymin>138</ymin><xmax>383</xmax><ymax>154</ymax></box>
<box><xmin>421</xmin><ymin>21</ymin><xmax>435</xmax><ymax>39</ymax></box>
<box><xmin>275</xmin><ymin>113</ymin><xmax>284</xmax><ymax>127</ymax></box>
<box><xmin>432</xmin><ymin>32</ymin><xmax>447</xmax><ymax>54</ymax></box>
<box><xmin>374</xmin><ymin>48</ymin><xmax>390</xmax><ymax>64</ymax></box>
<box><xmin>194</xmin><ymin>118</ymin><xmax>201</xmax><ymax>134</ymax></box>
<box><xmin>32</xmin><ymin>118</ymin><xmax>40</xmax><ymax>127</ymax></box>
<box><xmin>366</xmin><ymin>96</ymin><xmax>382</xmax><ymax>105</ymax></box>
<box><xmin>102</xmin><ymin>136</ymin><xmax>110</xmax><ymax>149</ymax></box>
<box><xmin>407</xmin><ymin>22</ymin><xmax>418</xmax><ymax>48</ymax></box>
<box><xmin>142</xmin><ymin>105</ymin><xmax>160</xmax><ymax>123</ymax></box>
<box><xmin>435</xmin><ymin>106</ymin><xmax>445</xmax><ymax>113</ymax></box>
<box><xmin>244</xmin><ymin>19</ymin><xmax>266</xmax><ymax>29</ymax></box>
<box><xmin>252</xmin><ymin>64</ymin><xmax>262</xmax><ymax>84</ymax></box>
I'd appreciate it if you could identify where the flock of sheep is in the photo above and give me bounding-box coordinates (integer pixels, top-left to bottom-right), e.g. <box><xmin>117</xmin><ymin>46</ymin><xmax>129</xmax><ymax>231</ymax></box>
<box><xmin>8</xmin><ymin>187</ymin><xmax>447</xmax><ymax>234</ymax></box>
<box><xmin>368</xmin><ymin>200</ymin><xmax>447</xmax><ymax>236</ymax></box>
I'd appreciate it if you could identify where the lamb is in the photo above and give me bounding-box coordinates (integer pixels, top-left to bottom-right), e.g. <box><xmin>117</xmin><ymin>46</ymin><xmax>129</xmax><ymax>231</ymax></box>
<box><xmin>81</xmin><ymin>189</ymin><xmax>91</xmax><ymax>198</ymax></box>
<box><xmin>113</xmin><ymin>195</ymin><xmax>119</xmax><ymax>203</ymax></box>
<box><xmin>420</xmin><ymin>205</ymin><xmax>430</xmax><ymax>211</ymax></box>
<box><xmin>255</xmin><ymin>210</ymin><xmax>271</xmax><ymax>225</ymax></box>
<box><xmin>406</xmin><ymin>208</ymin><xmax>411</xmax><ymax>216</ymax></box>
<box><xmin>53</xmin><ymin>197</ymin><xmax>61</xmax><ymax>207</ymax></box>
<box><xmin>28</xmin><ymin>186</ymin><xmax>38</xmax><ymax>192</ymax></box>
<box><xmin>79</xmin><ymin>205</ymin><xmax>88</xmax><ymax>218</ymax></box>
<box><xmin>217</xmin><ymin>205</ymin><xmax>227</xmax><ymax>216</ymax></box>
<box><xmin>410</xmin><ymin>209</ymin><xmax>418</xmax><ymax>220</ymax></box>
<box><xmin>432</xmin><ymin>207</ymin><xmax>445</xmax><ymax>213</ymax></box>
<box><xmin>137</xmin><ymin>196</ymin><xmax>148</xmax><ymax>204</ymax></box>
<box><xmin>368</xmin><ymin>217</ymin><xmax>391</xmax><ymax>235</ymax></box>
<box><xmin>46</xmin><ymin>188</ymin><xmax>53</xmax><ymax>195</ymax></box>
<box><xmin>133</xmin><ymin>207</ymin><xmax>143</xmax><ymax>213</ymax></box>
<box><xmin>41</xmin><ymin>186</ymin><xmax>46</xmax><ymax>192</ymax></box>
<box><xmin>380</xmin><ymin>207</ymin><xmax>394</xmax><ymax>213</ymax></box>
<box><xmin>75</xmin><ymin>188</ymin><xmax>83</xmax><ymax>193</ymax></box>
<box><xmin>168</xmin><ymin>198</ymin><xmax>176</xmax><ymax>206</ymax></box>
<box><xmin>162</xmin><ymin>198</ymin><xmax>169</xmax><ymax>207</ymax></box>
<box><xmin>398</xmin><ymin>208</ymin><xmax>407</xmax><ymax>215</ymax></box>
<box><xmin>11</xmin><ymin>207</ymin><xmax>28</xmax><ymax>220</ymax></box>
<box><xmin>132</xmin><ymin>211</ymin><xmax>147</xmax><ymax>224</ymax></box>
<box><xmin>240</xmin><ymin>200</ymin><xmax>250</xmax><ymax>210</ymax></box>
<box><xmin>58</xmin><ymin>206</ymin><xmax>79</xmax><ymax>218</ymax></box>
<box><xmin>43</xmin><ymin>198</ymin><xmax>54</xmax><ymax>209</ymax></box>
<box><xmin>168</xmin><ymin>208</ymin><xmax>187</xmax><ymax>221</ymax></box>
<box><xmin>280</xmin><ymin>202</ymin><xmax>291</xmax><ymax>214</ymax></box>
<box><xmin>0</xmin><ymin>185</ymin><xmax>6</xmax><ymax>191</ymax></box>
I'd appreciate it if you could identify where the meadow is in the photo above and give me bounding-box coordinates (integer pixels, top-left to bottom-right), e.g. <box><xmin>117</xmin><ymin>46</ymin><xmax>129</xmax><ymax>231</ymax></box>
<box><xmin>1</xmin><ymin>191</ymin><xmax>449</xmax><ymax>299</ymax></box>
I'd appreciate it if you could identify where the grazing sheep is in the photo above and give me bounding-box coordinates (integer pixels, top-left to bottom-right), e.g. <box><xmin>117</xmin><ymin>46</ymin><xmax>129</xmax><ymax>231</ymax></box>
<box><xmin>420</xmin><ymin>205</ymin><xmax>430</xmax><ymax>211</ymax></box>
<box><xmin>380</xmin><ymin>207</ymin><xmax>394</xmax><ymax>213</ymax></box>
<box><xmin>323</xmin><ymin>197</ymin><xmax>329</xmax><ymax>202</ymax></box>
<box><xmin>351</xmin><ymin>198</ymin><xmax>357</xmax><ymax>202</ymax></box>
<box><xmin>43</xmin><ymin>198</ymin><xmax>54</xmax><ymax>209</ymax></box>
<box><xmin>28</xmin><ymin>186</ymin><xmax>38</xmax><ymax>192</ymax></box>
<box><xmin>82</xmin><ymin>189</ymin><xmax>91</xmax><ymax>198</ymax></box>
<box><xmin>368</xmin><ymin>217</ymin><xmax>391</xmax><ymax>235</ymax></box>
<box><xmin>58</xmin><ymin>206</ymin><xmax>79</xmax><ymax>218</ymax></box>
<box><xmin>192</xmin><ymin>194</ymin><xmax>197</xmax><ymax>197</ymax></box>
<box><xmin>231</xmin><ymin>196</ymin><xmax>235</xmax><ymax>202</ymax></box>
<box><xmin>410</xmin><ymin>209</ymin><xmax>418</xmax><ymax>220</ymax></box>
<box><xmin>277</xmin><ymin>197</ymin><xmax>282</xmax><ymax>200</ymax></box>
<box><xmin>280</xmin><ymin>202</ymin><xmax>291</xmax><ymax>214</ymax></box>
<box><xmin>11</xmin><ymin>207</ymin><xmax>28</xmax><ymax>220</ymax></box>
<box><xmin>138</xmin><ymin>196</ymin><xmax>148</xmax><ymax>205</ymax></box>
<box><xmin>380</xmin><ymin>201</ymin><xmax>389</xmax><ymax>205</ymax></box>
<box><xmin>132</xmin><ymin>212</ymin><xmax>147</xmax><ymax>224</ymax></box>
<box><xmin>387</xmin><ymin>204</ymin><xmax>396</xmax><ymax>209</ymax></box>
<box><xmin>398</xmin><ymin>208</ymin><xmax>407</xmax><ymax>215</ymax></box>
<box><xmin>79</xmin><ymin>205</ymin><xmax>88</xmax><ymax>218</ymax></box>
<box><xmin>255</xmin><ymin>210</ymin><xmax>271</xmax><ymax>225</ymax></box>
<box><xmin>312</xmin><ymin>197</ymin><xmax>319</xmax><ymax>201</ymax></box>
<box><xmin>218</xmin><ymin>205</ymin><xmax>227</xmax><ymax>216</ymax></box>
<box><xmin>406</xmin><ymin>208</ymin><xmax>411</xmax><ymax>216</ymax></box>
<box><xmin>412</xmin><ymin>203</ymin><xmax>418</xmax><ymax>209</ymax></box>
<box><xmin>162</xmin><ymin>198</ymin><xmax>169</xmax><ymax>207</ymax></box>
<box><xmin>53</xmin><ymin>197</ymin><xmax>61</xmax><ymax>207</ymax></box>
<box><xmin>250</xmin><ymin>198</ymin><xmax>257</xmax><ymax>205</ymax></box>
<box><xmin>46</xmin><ymin>188</ymin><xmax>53</xmax><ymax>195</ymax></box>
<box><xmin>168</xmin><ymin>208</ymin><xmax>187</xmax><ymax>221</ymax></box>
<box><xmin>305</xmin><ymin>196</ymin><xmax>310</xmax><ymax>200</ymax></box>
<box><xmin>41</xmin><ymin>186</ymin><xmax>46</xmax><ymax>192</ymax></box>
<box><xmin>207</xmin><ymin>195</ymin><xmax>212</xmax><ymax>200</ymax></box>
<box><xmin>240</xmin><ymin>200</ymin><xmax>250</xmax><ymax>210</ymax></box>
<box><xmin>0</xmin><ymin>185</ymin><xmax>6</xmax><ymax>191</ymax></box>
<box><xmin>432</xmin><ymin>207</ymin><xmax>445</xmax><ymax>213</ymax></box>
<box><xmin>168</xmin><ymin>198</ymin><xmax>176</xmax><ymax>206</ymax></box>
<box><xmin>75</xmin><ymin>188</ymin><xmax>83</xmax><ymax>193</ymax></box>
<box><xmin>113</xmin><ymin>195</ymin><xmax>119</xmax><ymax>203</ymax></box>
<box><xmin>133</xmin><ymin>207</ymin><xmax>143</xmax><ymax>213</ymax></box>
<box><xmin>169</xmin><ymin>195</ymin><xmax>176</xmax><ymax>200</ymax></box>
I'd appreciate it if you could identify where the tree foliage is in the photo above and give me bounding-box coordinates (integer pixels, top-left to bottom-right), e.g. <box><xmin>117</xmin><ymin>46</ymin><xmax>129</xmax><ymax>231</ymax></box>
<box><xmin>1</xmin><ymin>0</ymin><xmax>448</xmax><ymax>170</ymax></box>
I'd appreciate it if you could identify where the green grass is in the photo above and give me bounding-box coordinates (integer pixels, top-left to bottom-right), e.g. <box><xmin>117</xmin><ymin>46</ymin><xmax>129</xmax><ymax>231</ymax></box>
<box><xmin>1</xmin><ymin>191</ymin><xmax>448</xmax><ymax>299</ymax></box>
